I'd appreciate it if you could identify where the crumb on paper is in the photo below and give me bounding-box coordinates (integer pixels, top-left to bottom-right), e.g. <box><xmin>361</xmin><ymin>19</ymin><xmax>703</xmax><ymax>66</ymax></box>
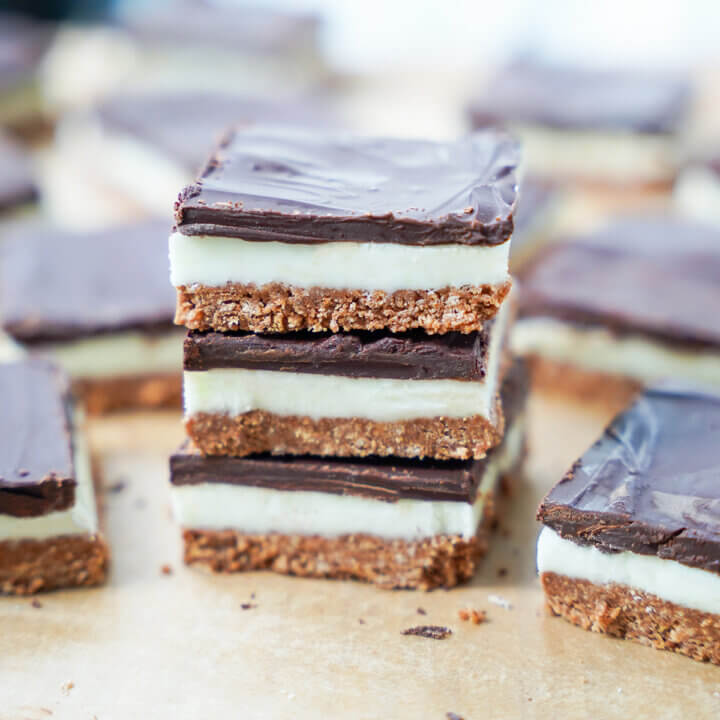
<box><xmin>160</xmin><ymin>564</ymin><xmax>173</xmax><ymax>576</ymax></box>
<box><xmin>488</xmin><ymin>594</ymin><xmax>512</xmax><ymax>610</ymax></box>
<box><xmin>31</xmin><ymin>599</ymin><xmax>43</xmax><ymax>609</ymax></box>
<box><xmin>61</xmin><ymin>681</ymin><xmax>74</xmax><ymax>696</ymax></box>
<box><xmin>416</xmin><ymin>607</ymin><xmax>427</xmax><ymax>615</ymax></box>
<box><xmin>251</xmin><ymin>592</ymin><xmax>256</xmax><ymax>599</ymax></box>
<box><xmin>446</xmin><ymin>713</ymin><xmax>464</xmax><ymax>720</ymax></box>
<box><xmin>459</xmin><ymin>608</ymin><xmax>487</xmax><ymax>624</ymax></box>
<box><xmin>105</xmin><ymin>478</ymin><xmax>127</xmax><ymax>494</ymax></box>
<box><xmin>401</xmin><ymin>625</ymin><xmax>452</xmax><ymax>640</ymax></box>
<box><xmin>497</xmin><ymin>567</ymin><xmax>508</xmax><ymax>577</ymax></box>
<box><xmin>241</xmin><ymin>603</ymin><xmax>257</xmax><ymax>610</ymax></box>
<box><xmin>358</xmin><ymin>618</ymin><xmax>365</xmax><ymax>625</ymax></box>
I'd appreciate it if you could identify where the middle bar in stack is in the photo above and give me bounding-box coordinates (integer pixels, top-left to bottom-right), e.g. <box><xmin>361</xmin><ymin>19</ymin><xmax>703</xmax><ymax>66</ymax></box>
<box><xmin>169</xmin><ymin>125</ymin><xmax>520</xmax><ymax>589</ymax></box>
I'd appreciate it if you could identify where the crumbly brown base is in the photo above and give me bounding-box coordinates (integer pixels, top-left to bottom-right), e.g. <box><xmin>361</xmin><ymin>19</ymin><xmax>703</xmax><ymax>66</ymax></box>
<box><xmin>183</xmin><ymin>529</ymin><xmax>487</xmax><ymax>590</ymax></box>
<box><xmin>75</xmin><ymin>372</ymin><xmax>182</xmax><ymax>415</ymax></box>
<box><xmin>526</xmin><ymin>356</ymin><xmax>642</xmax><ymax>408</ymax></box>
<box><xmin>541</xmin><ymin>572</ymin><xmax>720</xmax><ymax>665</ymax></box>
<box><xmin>175</xmin><ymin>280</ymin><xmax>512</xmax><ymax>334</ymax></box>
<box><xmin>0</xmin><ymin>534</ymin><xmax>109</xmax><ymax>595</ymax></box>
<box><xmin>186</xmin><ymin>405</ymin><xmax>504</xmax><ymax>461</ymax></box>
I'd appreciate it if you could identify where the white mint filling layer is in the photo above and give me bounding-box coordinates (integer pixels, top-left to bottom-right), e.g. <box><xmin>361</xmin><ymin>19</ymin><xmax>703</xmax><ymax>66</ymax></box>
<box><xmin>517</xmin><ymin>126</ymin><xmax>677</xmax><ymax>184</ymax></box>
<box><xmin>0</xmin><ymin>416</ymin><xmax>99</xmax><ymax>541</ymax></box>
<box><xmin>168</xmin><ymin>231</ymin><xmax>510</xmax><ymax>292</ymax></box>
<box><xmin>511</xmin><ymin>317</ymin><xmax>720</xmax><ymax>391</ymax></box>
<box><xmin>537</xmin><ymin>527</ymin><xmax>720</xmax><ymax>616</ymax></box>
<box><xmin>184</xmin><ymin>293</ymin><xmax>509</xmax><ymax>422</ymax></box>
<box><xmin>172</xmin><ymin>415</ymin><xmax>525</xmax><ymax>540</ymax></box>
<box><xmin>30</xmin><ymin>330</ymin><xmax>185</xmax><ymax>379</ymax></box>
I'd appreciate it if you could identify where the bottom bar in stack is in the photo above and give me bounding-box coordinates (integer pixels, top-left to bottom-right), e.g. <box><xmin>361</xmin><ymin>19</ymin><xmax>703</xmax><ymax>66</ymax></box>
<box><xmin>169</xmin><ymin>359</ymin><xmax>528</xmax><ymax>590</ymax></box>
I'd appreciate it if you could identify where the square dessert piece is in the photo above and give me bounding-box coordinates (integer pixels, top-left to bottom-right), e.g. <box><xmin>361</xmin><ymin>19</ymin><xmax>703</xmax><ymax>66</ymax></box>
<box><xmin>183</xmin><ymin>294</ymin><xmax>512</xmax><ymax>460</ymax></box>
<box><xmin>1</xmin><ymin>221</ymin><xmax>183</xmax><ymax>414</ymax></box>
<box><xmin>468</xmin><ymin>62</ymin><xmax>689</xmax><ymax>192</ymax></box>
<box><xmin>537</xmin><ymin>386</ymin><xmax>720</xmax><ymax>664</ymax></box>
<box><xmin>512</xmin><ymin>216</ymin><xmax>720</xmax><ymax>395</ymax></box>
<box><xmin>172</xmin><ymin>358</ymin><xmax>528</xmax><ymax>590</ymax></box>
<box><xmin>0</xmin><ymin>131</ymin><xmax>37</xmax><ymax>216</ymax></box>
<box><xmin>170</xmin><ymin>126</ymin><xmax>518</xmax><ymax>335</ymax></box>
<box><xmin>0</xmin><ymin>361</ymin><xmax>108</xmax><ymax>594</ymax></box>
<box><xmin>674</xmin><ymin>153</ymin><xmax>720</xmax><ymax>227</ymax></box>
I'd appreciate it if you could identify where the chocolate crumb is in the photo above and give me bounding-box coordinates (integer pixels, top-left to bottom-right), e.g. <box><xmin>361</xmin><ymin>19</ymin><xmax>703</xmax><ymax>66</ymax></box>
<box><xmin>18</xmin><ymin>468</ymin><xmax>29</xmax><ymax>477</ymax></box>
<box><xmin>463</xmin><ymin>206</ymin><xmax>474</xmax><ymax>214</ymax></box>
<box><xmin>161</xmin><ymin>564</ymin><xmax>173</xmax><ymax>576</ymax></box>
<box><xmin>241</xmin><ymin>603</ymin><xmax>257</xmax><ymax>610</ymax></box>
<box><xmin>497</xmin><ymin>567</ymin><xmax>508</xmax><ymax>577</ymax></box>
<box><xmin>402</xmin><ymin>625</ymin><xmax>452</xmax><ymax>640</ymax></box>
<box><xmin>251</xmin><ymin>592</ymin><xmax>256</xmax><ymax>599</ymax></box>
<box><xmin>358</xmin><ymin>618</ymin><xmax>365</xmax><ymax>625</ymax></box>
<box><xmin>446</xmin><ymin>713</ymin><xmax>464</xmax><ymax>720</ymax></box>
<box><xmin>31</xmin><ymin>599</ymin><xmax>43</xmax><ymax>609</ymax></box>
<box><xmin>106</xmin><ymin>478</ymin><xmax>127</xmax><ymax>494</ymax></box>
<box><xmin>417</xmin><ymin>607</ymin><xmax>427</xmax><ymax>615</ymax></box>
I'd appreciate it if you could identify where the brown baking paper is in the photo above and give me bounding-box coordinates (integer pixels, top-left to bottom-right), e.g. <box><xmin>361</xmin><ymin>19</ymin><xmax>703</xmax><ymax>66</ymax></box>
<box><xmin>2</xmin><ymin>392</ymin><xmax>720</xmax><ymax>718</ymax></box>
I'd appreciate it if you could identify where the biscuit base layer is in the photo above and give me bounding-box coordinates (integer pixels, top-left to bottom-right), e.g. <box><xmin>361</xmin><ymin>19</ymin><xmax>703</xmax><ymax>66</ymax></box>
<box><xmin>0</xmin><ymin>534</ymin><xmax>109</xmax><ymax>595</ymax></box>
<box><xmin>175</xmin><ymin>280</ymin><xmax>512</xmax><ymax>334</ymax></box>
<box><xmin>526</xmin><ymin>356</ymin><xmax>642</xmax><ymax>407</ymax></box>
<box><xmin>186</xmin><ymin>405</ymin><xmax>504</xmax><ymax>460</ymax></box>
<box><xmin>75</xmin><ymin>372</ymin><xmax>182</xmax><ymax>415</ymax></box>
<box><xmin>541</xmin><ymin>572</ymin><xmax>720</xmax><ymax>665</ymax></box>
<box><xmin>183</xmin><ymin>529</ymin><xmax>487</xmax><ymax>590</ymax></box>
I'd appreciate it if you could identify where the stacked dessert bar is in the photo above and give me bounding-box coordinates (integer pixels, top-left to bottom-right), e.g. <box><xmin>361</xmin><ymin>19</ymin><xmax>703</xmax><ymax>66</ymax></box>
<box><xmin>168</xmin><ymin>125</ymin><xmax>526</xmax><ymax>589</ymax></box>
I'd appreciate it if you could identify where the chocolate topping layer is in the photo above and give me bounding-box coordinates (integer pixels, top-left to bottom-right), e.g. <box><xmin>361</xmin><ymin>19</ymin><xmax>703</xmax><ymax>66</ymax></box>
<box><xmin>174</xmin><ymin>126</ymin><xmax>518</xmax><ymax>246</ymax></box>
<box><xmin>538</xmin><ymin>386</ymin><xmax>720</xmax><ymax>574</ymax></box>
<box><xmin>519</xmin><ymin>216</ymin><xmax>720</xmax><ymax>348</ymax></box>
<box><xmin>184</xmin><ymin>324</ymin><xmax>492</xmax><ymax>380</ymax></box>
<box><xmin>96</xmin><ymin>93</ymin><xmax>326</xmax><ymax>175</ymax></box>
<box><xmin>469</xmin><ymin>62</ymin><xmax>689</xmax><ymax>134</ymax></box>
<box><xmin>0</xmin><ymin>362</ymin><xmax>76</xmax><ymax>518</ymax></box>
<box><xmin>172</xmin><ymin>358</ymin><xmax>527</xmax><ymax>500</ymax></box>
<box><xmin>1</xmin><ymin>221</ymin><xmax>176</xmax><ymax>343</ymax></box>
<box><xmin>0</xmin><ymin>132</ymin><xmax>37</xmax><ymax>211</ymax></box>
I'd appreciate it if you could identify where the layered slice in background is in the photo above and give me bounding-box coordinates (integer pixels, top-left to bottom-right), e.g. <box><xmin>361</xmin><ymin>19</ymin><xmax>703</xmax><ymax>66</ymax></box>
<box><xmin>0</xmin><ymin>361</ymin><xmax>108</xmax><ymax>595</ymax></box>
<box><xmin>512</xmin><ymin>215</ymin><xmax>720</xmax><ymax>399</ymax></box>
<box><xmin>1</xmin><ymin>221</ymin><xmax>183</xmax><ymax>414</ymax></box>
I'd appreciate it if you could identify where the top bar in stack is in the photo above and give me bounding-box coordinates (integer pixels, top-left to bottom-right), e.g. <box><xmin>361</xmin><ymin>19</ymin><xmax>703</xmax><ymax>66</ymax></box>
<box><xmin>170</xmin><ymin>126</ymin><xmax>518</xmax><ymax>335</ymax></box>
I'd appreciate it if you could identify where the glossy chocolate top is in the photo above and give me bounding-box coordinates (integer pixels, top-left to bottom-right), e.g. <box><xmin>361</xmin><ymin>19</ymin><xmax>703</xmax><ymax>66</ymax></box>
<box><xmin>184</xmin><ymin>324</ymin><xmax>492</xmax><ymax>380</ymax></box>
<box><xmin>538</xmin><ymin>386</ymin><xmax>720</xmax><ymax>574</ymax></box>
<box><xmin>0</xmin><ymin>132</ymin><xmax>37</xmax><ymax>211</ymax></box>
<box><xmin>0</xmin><ymin>362</ymin><xmax>76</xmax><ymax>518</ymax></box>
<box><xmin>1</xmin><ymin>221</ymin><xmax>176</xmax><ymax>343</ymax></box>
<box><xmin>519</xmin><ymin>216</ymin><xmax>720</xmax><ymax>347</ymax></box>
<box><xmin>97</xmin><ymin>93</ymin><xmax>326</xmax><ymax>175</ymax></box>
<box><xmin>174</xmin><ymin>126</ymin><xmax>519</xmax><ymax>246</ymax></box>
<box><xmin>469</xmin><ymin>62</ymin><xmax>689</xmax><ymax>134</ymax></box>
<box><xmin>172</xmin><ymin>358</ymin><xmax>528</xmax><ymax>502</ymax></box>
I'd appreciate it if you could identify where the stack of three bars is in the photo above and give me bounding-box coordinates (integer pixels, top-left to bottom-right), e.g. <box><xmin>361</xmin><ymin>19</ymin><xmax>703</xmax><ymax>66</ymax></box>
<box><xmin>168</xmin><ymin>125</ymin><xmax>527</xmax><ymax>589</ymax></box>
